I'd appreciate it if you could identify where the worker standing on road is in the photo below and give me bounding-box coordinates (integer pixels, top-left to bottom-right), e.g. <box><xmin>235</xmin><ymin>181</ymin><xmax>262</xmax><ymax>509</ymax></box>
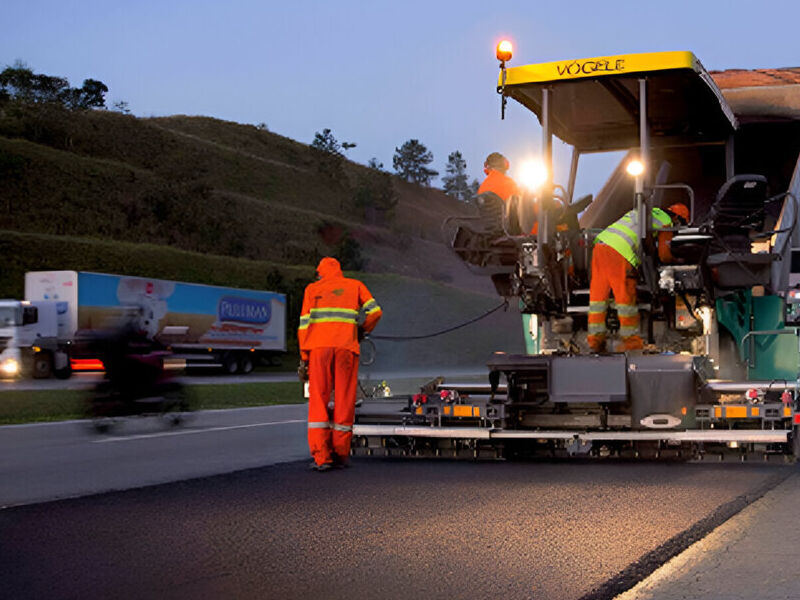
<box><xmin>298</xmin><ymin>257</ymin><xmax>382</xmax><ymax>472</ymax></box>
<box><xmin>588</xmin><ymin>203</ymin><xmax>689</xmax><ymax>352</ymax></box>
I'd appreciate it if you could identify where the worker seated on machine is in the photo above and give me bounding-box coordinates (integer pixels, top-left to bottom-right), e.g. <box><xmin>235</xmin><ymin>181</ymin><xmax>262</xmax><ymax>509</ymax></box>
<box><xmin>475</xmin><ymin>152</ymin><xmax>522</xmax><ymax>235</ymax></box>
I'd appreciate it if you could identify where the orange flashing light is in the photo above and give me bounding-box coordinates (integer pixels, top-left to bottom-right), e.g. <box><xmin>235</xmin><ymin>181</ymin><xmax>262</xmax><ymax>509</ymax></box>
<box><xmin>496</xmin><ymin>40</ymin><xmax>513</xmax><ymax>62</ymax></box>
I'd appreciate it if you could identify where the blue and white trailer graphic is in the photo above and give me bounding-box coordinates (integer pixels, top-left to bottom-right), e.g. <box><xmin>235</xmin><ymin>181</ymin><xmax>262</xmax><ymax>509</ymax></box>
<box><xmin>24</xmin><ymin>271</ymin><xmax>287</xmax><ymax>375</ymax></box>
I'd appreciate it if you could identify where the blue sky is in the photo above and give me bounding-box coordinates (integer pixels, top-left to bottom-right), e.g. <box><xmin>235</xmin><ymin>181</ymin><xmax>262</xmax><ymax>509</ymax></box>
<box><xmin>3</xmin><ymin>0</ymin><xmax>799</xmax><ymax>197</ymax></box>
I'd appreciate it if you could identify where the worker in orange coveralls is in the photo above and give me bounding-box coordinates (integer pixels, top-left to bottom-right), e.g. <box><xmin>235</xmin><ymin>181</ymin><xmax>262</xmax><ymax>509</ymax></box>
<box><xmin>298</xmin><ymin>257</ymin><xmax>382</xmax><ymax>472</ymax></box>
<box><xmin>588</xmin><ymin>203</ymin><xmax>689</xmax><ymax>353</ymax></box>
<box><xmin>477</xmin><ymin>152</ymin><xmax>520</xmax><ymax>202</ymax></box>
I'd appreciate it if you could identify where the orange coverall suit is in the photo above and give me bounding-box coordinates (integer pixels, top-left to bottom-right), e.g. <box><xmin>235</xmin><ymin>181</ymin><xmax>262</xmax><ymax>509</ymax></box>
<box><xmin>298</xmin><ymin>257</ymin><xmax>382</xmax><ymax>467</ymax></box>
<box><xmin>477</xmin><ymin>169</ymin><xmax>520</xmax><ymax>202</ymax></box>
<box><xmin>588</xmin><ymin>208</ymin><xmax>673</xmax><ymax>352</ymax></box>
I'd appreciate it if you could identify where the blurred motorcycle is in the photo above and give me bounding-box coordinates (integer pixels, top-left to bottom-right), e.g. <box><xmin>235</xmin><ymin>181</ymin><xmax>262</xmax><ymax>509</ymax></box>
<box><xmin>85</xmin><ymin>323</ymin><xmax>194</xmax><ymax>433</ymax></box>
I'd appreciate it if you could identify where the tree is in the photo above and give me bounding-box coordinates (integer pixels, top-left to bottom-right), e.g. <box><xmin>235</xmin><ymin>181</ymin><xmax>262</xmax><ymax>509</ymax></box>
<box><xmin>0</xmin><ymin>63</ymin><xmax>107</xmax><ymax>110</ymax></box>
<box><xmin>392</xmin><ymin>139</ymin><xmax>438</xmax><ymax>185</ymax></box>
<box><xmin>113</xmin><ymin>100</ymin><xmax>131</xmax><ymax>114</ymax></box>
<box><xmin>367</xmin><ymin>157</ymin><xmax>384</xmax><ymax>171</ymax></box>
<box><xmin>311</xmin><ymin>128</ymin><xmax>341</xmax><ymax>155</ymax></box>
<box><xmin>70</xmin><ymin>78</ymin><xmax>108</xmax><ymax>109</ymax></box>
<box><xmin>466</xmin><ymin>178</ymin><xmax>481</xmax><ymax>203</ymax></box>
<box><xmin>311</xmin><ymin>128</ymin><xmax>356</xmax><ymax>157</ymax></box>
<box><xmin>354</xmin><ymin>168</ymin><xmax>398</xmax><ymax>224</ymax></box>
<box><xmin>442</xmin><ymin>151</ymin><xmax>471</xmax><ymax>201</ymax></box>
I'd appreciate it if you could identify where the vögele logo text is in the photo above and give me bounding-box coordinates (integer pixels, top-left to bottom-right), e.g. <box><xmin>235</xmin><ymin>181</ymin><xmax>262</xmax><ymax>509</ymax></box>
<box><xmin>218</xmin><ymin>296</ymin><xmax>272</xmax><ymax>324</ymax></box>
<box><xmin>556</xmin><ymin>58</ymin><xmax>625</xmax><ymax>77</ymax></box>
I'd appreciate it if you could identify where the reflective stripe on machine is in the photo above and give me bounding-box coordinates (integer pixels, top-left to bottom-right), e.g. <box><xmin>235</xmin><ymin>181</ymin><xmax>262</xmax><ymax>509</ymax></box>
<box><xmin>442</xmin><ymin>405</ymin><xmax>481</xmax><ymax>417</ymax></box>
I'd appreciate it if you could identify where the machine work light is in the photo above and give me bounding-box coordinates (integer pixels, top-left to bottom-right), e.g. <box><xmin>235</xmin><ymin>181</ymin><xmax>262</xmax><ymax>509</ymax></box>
<box><xmin>626</xmin><ymin>159</ymin><xmax>645</xmax><ymax>177</ymax></box>
<box><xmin>519</xmin><ymin>160</ymin><xmax>548</xmax><ymax>191</ymax></box>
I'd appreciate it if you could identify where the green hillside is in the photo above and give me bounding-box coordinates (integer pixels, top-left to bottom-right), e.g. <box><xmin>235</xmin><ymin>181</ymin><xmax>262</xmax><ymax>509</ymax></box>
<box><xmin>0</xmin><ymin>102</ymin><xmax>525</xmax><ymax>364</ymax></box>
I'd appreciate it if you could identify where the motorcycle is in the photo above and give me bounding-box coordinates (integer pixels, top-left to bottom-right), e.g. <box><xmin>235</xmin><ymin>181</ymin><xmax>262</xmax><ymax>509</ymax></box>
<box><xmin>86</xmin><ymin>339</ymin><xmax>194</xmax><ymax>433</ymax></box>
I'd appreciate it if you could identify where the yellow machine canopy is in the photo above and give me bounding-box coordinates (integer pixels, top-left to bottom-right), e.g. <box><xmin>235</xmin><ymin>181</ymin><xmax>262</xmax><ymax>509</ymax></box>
<box><xmin>501</xmin><ymin>51</ymin><xmax>737</xmax><ymax>152</ymax></box>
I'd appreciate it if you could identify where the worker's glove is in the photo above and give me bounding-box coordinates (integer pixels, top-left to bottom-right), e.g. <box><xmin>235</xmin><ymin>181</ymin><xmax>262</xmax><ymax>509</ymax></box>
<box><xmin>357</xmin><ymin>327</ymin><xmax>365</xmax><ymax>342</ymax></box>
<box><xmin>297</xmin><ymin>360</ymin><xmax>308</xmax><ymax>382</ymax></box>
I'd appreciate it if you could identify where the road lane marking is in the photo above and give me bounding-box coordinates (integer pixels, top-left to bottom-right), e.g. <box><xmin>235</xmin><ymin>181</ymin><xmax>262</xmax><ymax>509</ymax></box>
<box><xmin>93</xmin><ymin>419</ymin><xmax>306</xmax><ymax>443</ymax></box>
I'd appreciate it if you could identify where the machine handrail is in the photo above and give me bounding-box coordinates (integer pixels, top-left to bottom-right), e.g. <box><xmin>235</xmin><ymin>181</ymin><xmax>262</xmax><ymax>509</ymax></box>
<box><xmin>741</xmin><ymin>328</ymin><xmax>800</xmax><ymax>369</ymax></box>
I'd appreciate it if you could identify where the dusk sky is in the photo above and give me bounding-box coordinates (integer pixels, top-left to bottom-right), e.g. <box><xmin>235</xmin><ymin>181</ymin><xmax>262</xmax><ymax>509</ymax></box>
<box><xmin>4</xmin><ymin>0</ymin><xmax>799</xmax><ymax>197</ymax></box>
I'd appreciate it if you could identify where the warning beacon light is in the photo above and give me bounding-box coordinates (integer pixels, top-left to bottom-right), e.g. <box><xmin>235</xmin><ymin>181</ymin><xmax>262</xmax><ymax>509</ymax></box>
<box><xmin>497</xmin><ymin>40</ymin><xmax>513</xmax><ymax>119</ymax></box>
<box><xmin>496</xmin><ymin>40</ymin><xmax>513</xmax><ymax>63</ymax></box>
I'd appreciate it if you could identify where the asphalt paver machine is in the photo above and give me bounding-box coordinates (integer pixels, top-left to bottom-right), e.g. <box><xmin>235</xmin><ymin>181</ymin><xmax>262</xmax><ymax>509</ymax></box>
<box><xmin>354</xmin><ymin>48</ymin><xmax>800</xmax><ymax>460</ymax></box>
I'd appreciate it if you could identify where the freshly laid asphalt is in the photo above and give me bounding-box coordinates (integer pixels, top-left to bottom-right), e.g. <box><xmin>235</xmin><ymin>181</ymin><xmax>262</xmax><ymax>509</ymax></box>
<box><xmin>2</xmin><ymin>395</ymin><xmax>799</xmax><ymax>599</ymax></box>
<box><xmin>615</xmin><ymin>470</ymin><xmax>800</xmax><ymax>600</ymax></box>
<box><xmin>0</xmin><ymin>450</ymin><xmax>794</xmax><ymax>600</ymax></box>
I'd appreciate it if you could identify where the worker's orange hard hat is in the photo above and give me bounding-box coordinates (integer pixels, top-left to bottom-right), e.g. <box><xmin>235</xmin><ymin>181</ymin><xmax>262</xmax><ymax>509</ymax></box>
<box><xmin>666</xmin><ymin>203</ymin><xmax>690</xmax><ymax>224</ymax></box>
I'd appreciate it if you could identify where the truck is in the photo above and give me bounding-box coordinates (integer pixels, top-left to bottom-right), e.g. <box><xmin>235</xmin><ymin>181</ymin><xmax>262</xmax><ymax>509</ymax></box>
<box><xmin>0</xmin><ymin>299</ymin><xmax>73</xmax><ymax>379</ymax></box>
<box><xmin>0</xmin><ymin>271</ymin><xmax>286</xmax><ymax>379</ymax></box>
<box><xmin>353</xmin><ymin>47</ymin><xmax>800</xmax><ymax>460</ymax></box>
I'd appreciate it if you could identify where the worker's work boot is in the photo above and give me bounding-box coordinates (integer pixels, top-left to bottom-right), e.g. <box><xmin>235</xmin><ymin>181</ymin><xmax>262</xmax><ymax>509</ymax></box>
<box><xmin>310</xmin><ymin>461</ymin><xmax>333</xmax><ymax>472</ymax></box>
<box><xmin>587</xmin><ymin>335</ymin><xmax>606</xmax><ymax>354</ymax></box>
<box><xmin>331</xmin><ymin>454</ymin><xmax>350</xmax><ymax>469</ymax></box>
<box><xmin>621</xmin><ymin>335</ymin><xmax>644</xmax><ymax>351</ymax></box>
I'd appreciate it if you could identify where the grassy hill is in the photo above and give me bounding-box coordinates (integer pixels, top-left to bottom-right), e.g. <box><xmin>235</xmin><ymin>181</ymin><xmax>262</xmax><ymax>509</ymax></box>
<box><xmin>0</xmin><ymin>102</ymin><xmax>524</xmax><ymax>363</ymax></box>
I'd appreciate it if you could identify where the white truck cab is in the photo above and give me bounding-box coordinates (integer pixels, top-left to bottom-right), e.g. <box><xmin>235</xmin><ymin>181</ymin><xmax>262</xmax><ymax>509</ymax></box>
<box><xmin>0</xmin><ymin>299</ymin><xmax>71</xmax><ymax>379</ymax></box>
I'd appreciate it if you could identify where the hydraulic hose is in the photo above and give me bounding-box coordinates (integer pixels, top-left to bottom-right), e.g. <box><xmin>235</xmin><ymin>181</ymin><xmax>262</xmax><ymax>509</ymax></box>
<box><xmin>369</xmin><ymin>299</ymin><xmax>509</xmax><ymax>341</ymax></box>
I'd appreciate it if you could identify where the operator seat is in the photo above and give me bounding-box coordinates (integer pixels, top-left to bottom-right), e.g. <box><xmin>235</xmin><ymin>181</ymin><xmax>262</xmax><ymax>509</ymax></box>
<box><xmin>704</xmin><ymin>174</ymin><xmax>775</xmax><ymax>290</ymax></box>
<box><xmin>449</xmin><ymin>191</ymin><xmax>520</xmax><ymax>268</ymax></box>
<box><xmin>474</xmin><ymin>191</ymin><xmax>507</xmax><ymax>235</ymax></box>
<box><xmin>707</xmin><ymin>174</ymin><xmax>769</xmax><ymax>253</ymax></box>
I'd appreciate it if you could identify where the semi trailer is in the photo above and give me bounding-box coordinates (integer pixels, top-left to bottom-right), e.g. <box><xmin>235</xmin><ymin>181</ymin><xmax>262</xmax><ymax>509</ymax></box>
<box><xmin>0</xmin><ymin>271</ymin><xmax>286</xmax><ymax>378</ymax></box>
<box><xmin>354</xmin><ymin>48</ymin><xmax>800</xmax><ymax>460</ymax></box>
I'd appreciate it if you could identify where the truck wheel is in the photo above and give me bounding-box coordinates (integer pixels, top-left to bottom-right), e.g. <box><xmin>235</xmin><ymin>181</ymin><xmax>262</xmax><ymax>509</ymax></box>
<box><xmin>33</xmin><ymin>352</ymin><xmax>53</xmax><ymax>379</ymax></box>
<box><xmin>53</xmin><ymin>352</ymin><xmax>72</xmax><ymax>379</ymax></box>
<box><xmin>222</xmin><ymin>352</ymin><xmax>239</xmax><ymax>375</ymax></box>
<box><xmin>54</xmin><ymin>364</ymin><xmax>72</xmax><ymax>379</ymax></box>
<box><xmin>238</xmin><ymin>354</ymin><xmax>254</xmax><ymax>374</ymax></box>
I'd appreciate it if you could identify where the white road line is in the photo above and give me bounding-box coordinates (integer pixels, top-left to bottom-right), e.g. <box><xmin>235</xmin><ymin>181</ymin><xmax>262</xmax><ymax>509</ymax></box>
<box><xmin>93</xmin><ymin>419</ymin><xmax>306</xmax><ymax>443</ymax></box>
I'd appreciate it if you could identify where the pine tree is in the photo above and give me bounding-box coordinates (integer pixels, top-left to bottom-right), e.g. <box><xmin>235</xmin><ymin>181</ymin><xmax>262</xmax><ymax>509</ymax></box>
<box><xmin>466</xmin><ymin>179</ymin><xmax>481</xmax><ymax>203</ymax></box>
<box><xmin>392</xmin><ymin>139</ymin><xmax>438</xmax><ymax>185</ymax></box>
<box><xmin>442</xmin><ymin>151</ymin><xmax>471</xmax><ymax>201</ymax></box>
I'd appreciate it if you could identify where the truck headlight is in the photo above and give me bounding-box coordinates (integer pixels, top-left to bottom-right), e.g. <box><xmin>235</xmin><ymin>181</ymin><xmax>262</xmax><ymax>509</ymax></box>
<box><xmin>1</xmin><ymin>359</ymin><xmax>19</xmax><ymax>376</ymax></box>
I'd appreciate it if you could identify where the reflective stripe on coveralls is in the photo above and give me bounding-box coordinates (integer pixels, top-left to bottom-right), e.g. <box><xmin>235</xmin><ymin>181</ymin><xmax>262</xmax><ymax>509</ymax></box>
<box><xmin>588</xmin><ymin>209</ymin><xmax>671</xmax><ymax>350</ymax></box>
<box><xmin>363</xmin><ymin>298</ymin><xmax>380</xmax><ymax>317</ymax></box>
<box><xmin>299</xmin><ymin>257</ymin><xmax>383</xmax><ymax>467</ymax></box>
<box><xmin>594</xmin><ymin>208</ymin><xmax>672</xmax><ymax>267</ymax></box>
<box><xmin>307</xmin><ymin>347</ymin><xmax>359</xmax><ymax>466</ymax></box>
<box><xmin>587</xmin><ymin>243</ymin><xmax>641</xmax><ymax>350</ymax></box>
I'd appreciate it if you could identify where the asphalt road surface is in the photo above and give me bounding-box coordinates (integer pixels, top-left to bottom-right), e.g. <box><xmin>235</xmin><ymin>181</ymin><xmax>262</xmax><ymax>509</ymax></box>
<box><xmin>0</xmin><ymin>432</ymin><xmax>791</xmax><ymax>600</ymax></box>
<box><xmin>0</xmin><ymin>405</ymin><xmax>309</xmax><ymax>507</ymax></box>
